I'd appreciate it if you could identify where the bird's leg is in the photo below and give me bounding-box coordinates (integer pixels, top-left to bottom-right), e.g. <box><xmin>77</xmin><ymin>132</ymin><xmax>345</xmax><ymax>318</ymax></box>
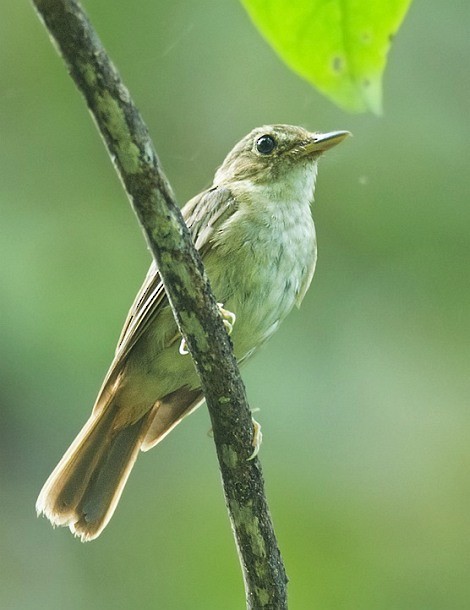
<box><xmin>179</xmin><ymin>303</ymin><xmax>236</xmax><ymax>355</ymax></box>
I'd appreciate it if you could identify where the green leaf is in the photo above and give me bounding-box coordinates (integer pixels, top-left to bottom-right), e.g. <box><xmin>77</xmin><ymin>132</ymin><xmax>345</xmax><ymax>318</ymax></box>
<box><xmin>241</xmin><ymin>0</ymin><xmax>413</xmax><ymax>114</ymax></box>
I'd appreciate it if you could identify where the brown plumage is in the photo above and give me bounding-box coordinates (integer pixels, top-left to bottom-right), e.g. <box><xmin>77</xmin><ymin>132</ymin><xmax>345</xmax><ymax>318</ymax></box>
<box><xmin>36</xmin><ymin>125</ymin><xmax>349</xmax><ymax>540</ymax></box>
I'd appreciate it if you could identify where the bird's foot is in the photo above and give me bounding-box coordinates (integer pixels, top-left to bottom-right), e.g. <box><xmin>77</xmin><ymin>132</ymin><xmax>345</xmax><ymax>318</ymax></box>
<box><xmin>179</xmin><ymin>303</ymin><xmax>236</xmax><ymax>355</ymax></box>
<box><xmin>247</xmin><ymin>416</ymin><xmax>263</xmax><ymax>461</ymax></box>
<box><xmin>217</xmin><ymin>303</ymin><xmax>236</xmax><ymax>335</ymax></box>
<box><xmin>178</xmin><ymin>339</ymin><xmax>190</xmax><ymax>355</ymax></box>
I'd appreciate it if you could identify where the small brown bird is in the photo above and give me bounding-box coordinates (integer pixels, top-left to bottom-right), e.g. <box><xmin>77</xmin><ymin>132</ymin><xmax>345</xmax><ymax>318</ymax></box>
<box><xmin>36</xmin><ymin>124</ymin><xmax>349</xmax><ymax>541</ymax></box>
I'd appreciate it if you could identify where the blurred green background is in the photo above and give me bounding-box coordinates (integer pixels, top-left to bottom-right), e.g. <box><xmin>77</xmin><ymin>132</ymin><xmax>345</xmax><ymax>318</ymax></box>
<box><xmin>1</xmin><ymin>1</ymin><xmax>469</xmax><ymax>608</ymax></box>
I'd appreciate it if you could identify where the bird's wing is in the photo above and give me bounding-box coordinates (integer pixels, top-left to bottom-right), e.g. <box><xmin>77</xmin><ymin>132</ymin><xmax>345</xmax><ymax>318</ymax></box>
<box><xmin>184</xmin><ymin>185</ymin><xmax>238</xmax><ymax>254</ymax></box>
<box><xmin>95</xmin><ymin>186</ymin><xmax>237</xmax><ymax>404</ymax></box>
<box><xmin>116</xmin><ymin>186</ymin><xmax>236</xmax><ymax>357</ymax></box>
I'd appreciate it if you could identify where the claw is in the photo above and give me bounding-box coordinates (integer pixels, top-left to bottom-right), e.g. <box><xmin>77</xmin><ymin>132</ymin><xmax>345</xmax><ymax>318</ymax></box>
<box><xmin>179</xmin><ymin>303</ymin><xmax>236</xmax><ymax>356</ymax></box>
<box><xmin>247</xmin><ymin>417</ymin><xmax>263</xmax><ymax>461</ymax></box>
<box><xmin>217</xmin><ymin>303</ymin><xmax>236</xmax><ymax>335</ymax></box>
<box><xmin>179</xmin><ymin>338</ymin><xmax>189</xmax><ymax>355</ymax></box>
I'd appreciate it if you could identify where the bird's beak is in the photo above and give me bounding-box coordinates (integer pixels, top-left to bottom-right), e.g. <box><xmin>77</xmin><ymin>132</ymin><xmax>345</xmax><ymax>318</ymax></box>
<box><xmin>302</xmin><ymin>130</ymin><xmax>351</xmax><ymax>155</ymax></box>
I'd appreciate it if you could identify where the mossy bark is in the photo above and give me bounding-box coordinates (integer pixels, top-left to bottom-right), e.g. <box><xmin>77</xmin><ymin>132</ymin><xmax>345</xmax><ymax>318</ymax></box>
<box><xmin>32</xmin><ymin>1</ymin><xmax>288</xmax><ymax>606</ymax></box>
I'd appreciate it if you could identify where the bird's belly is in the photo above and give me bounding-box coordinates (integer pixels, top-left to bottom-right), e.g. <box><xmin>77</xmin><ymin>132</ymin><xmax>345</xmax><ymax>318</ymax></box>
<box><xmin>121</xmin><ymin>207</ymin><xmax>316</xmax><ymax>416</ymax></box>
<box><xmin>228</xmin><ymin>275</ymin><xmax>296</xmax><ymax>357</ymax></box>
<box><xmin>205</xmin><ymin>231</ymin><xmax>316</xmax><ymax>361</ymax></box>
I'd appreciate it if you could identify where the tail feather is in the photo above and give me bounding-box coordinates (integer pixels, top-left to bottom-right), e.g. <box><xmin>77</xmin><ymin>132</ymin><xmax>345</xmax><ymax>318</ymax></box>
<box><xmin>36</xmin><ymin>404</ymin><xmax>153</xmax><ymax>542</ymax></box>
<box><xmin>37</xmin><ymin>386</ymin><xmax>202</xmax><ymax>541</ymax></box>
<box><xmin>141</xmin><ymin>387</ymin><xmax>203</xmax><ymax>451</ymax></box>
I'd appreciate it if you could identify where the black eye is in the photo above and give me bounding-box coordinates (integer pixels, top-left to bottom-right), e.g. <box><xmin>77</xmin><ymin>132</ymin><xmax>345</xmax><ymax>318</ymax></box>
<box><xmin>256</xmin><ymin>135</ymin><xmax>276</xmax><ymax>155</ymax></box>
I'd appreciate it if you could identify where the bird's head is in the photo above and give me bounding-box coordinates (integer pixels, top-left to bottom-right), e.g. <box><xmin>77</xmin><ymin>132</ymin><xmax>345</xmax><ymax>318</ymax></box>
<box><xmin>214</xmin><ymin>124</ymin><xmax>350</xmax><ymax>195</ymax></box>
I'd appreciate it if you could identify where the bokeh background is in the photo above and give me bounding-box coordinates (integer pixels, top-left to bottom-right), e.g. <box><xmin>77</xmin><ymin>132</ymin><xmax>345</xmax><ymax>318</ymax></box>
<box><xmin>1</xmin><ymin>1</ymin><xmax>469</xmax><ymax>608</ymax></box>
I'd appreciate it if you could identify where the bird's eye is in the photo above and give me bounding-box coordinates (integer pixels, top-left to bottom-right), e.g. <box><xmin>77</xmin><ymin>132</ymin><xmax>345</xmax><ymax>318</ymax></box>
<box><xmin>256</xmin><ymin>135</ymin><xmax>276</xmax><ymax>155</ymax></box>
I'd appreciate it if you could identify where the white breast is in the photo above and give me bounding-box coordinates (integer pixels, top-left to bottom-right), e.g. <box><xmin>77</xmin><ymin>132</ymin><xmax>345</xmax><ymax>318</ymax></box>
<box><xmin>206</xmin><ymin>165</ymin><xmax>318</xmax><ymax>360</ymax></box>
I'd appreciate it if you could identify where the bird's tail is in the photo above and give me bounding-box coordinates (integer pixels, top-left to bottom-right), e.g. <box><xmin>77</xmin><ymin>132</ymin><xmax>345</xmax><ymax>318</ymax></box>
<box><xmin>36</xmin><ymin>402</ymin><xmax>154</xmax><ymax>542</ymax></box>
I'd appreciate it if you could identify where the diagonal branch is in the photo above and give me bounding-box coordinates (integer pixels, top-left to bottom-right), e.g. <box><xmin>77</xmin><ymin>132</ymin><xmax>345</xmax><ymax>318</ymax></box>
<box><xmin>31</xmin><ymin>0</ymin><xmax>288</xmax><ymax>607</ymax></box>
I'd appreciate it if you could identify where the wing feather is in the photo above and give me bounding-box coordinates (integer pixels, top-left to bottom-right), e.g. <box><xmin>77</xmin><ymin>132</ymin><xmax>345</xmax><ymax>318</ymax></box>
<box><xmin>95</xmin><ymin>186</ymin><xmax>236</xmax><ymax>405</ymax></box>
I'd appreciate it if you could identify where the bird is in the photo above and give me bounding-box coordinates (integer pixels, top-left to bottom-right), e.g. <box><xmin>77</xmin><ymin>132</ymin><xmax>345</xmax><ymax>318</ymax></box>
<box><xmin>36</xmin><ymin>124</ymin><xmax>349</xmax><ymax>541</ymax></box>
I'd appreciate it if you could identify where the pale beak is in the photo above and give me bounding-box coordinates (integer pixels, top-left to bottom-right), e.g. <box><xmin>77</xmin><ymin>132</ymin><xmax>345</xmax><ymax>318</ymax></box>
<box><xmin>303</xmin><ymin>130</ymin><xmax>351</xmax><ymax>155</ymax></box>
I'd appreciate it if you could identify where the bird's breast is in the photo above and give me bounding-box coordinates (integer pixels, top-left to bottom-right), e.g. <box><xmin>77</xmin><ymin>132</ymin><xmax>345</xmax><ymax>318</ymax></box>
<box><xmin>203</xmin><ymin>196</ymin><xmax>317</xmax><ymax>359</ymax></box>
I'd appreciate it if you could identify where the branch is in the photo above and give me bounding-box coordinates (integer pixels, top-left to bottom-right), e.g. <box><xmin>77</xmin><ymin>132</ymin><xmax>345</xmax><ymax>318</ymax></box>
<box><xmin>31</xmin><ymin>1</ymin><xmax>288</xmax><ymax>607</ymax></box>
